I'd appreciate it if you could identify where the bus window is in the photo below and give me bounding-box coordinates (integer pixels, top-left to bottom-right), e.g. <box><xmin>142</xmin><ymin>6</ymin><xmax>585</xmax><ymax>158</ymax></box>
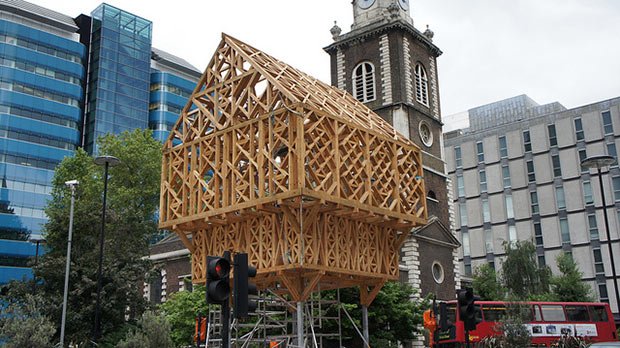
<box><xmin>444</xmin><ymin>302</ymin><xmax>456</xmax><ymax>324</ymax></box>
<box><xmin>541</xmin><ymin>305</ymin><xmax>566</xmax><ymax>321</ymax></box>
<box><xmin>532</xmin><ymin>304</ymin><xmax>542</xmax><ymax>321</ymax></box>
<box><xmin>565</xmin><ymin>305</ymin><xmax>590</xmax><ymax>322</ymax></box>
<box><xmin>590</xmin><ymin>305</ymin><xmax>609</xmax><ymax>322</ymax></box>
<box><xmin>482</xmin><ymin>305</ymin><xmax>506</xmax><ymax>322</ymax></box>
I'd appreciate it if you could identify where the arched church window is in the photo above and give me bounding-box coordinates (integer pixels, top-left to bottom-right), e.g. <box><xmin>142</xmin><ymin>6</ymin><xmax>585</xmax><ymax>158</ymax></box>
<box><xmin>352</xmin><ymin>62</ymin><xmax>376</xmax><ymax>103</ymax></box>
<box><xmin>414</xmin><ymin>63</ymin><xmax>429</xmax><ymax>106</ymax></box>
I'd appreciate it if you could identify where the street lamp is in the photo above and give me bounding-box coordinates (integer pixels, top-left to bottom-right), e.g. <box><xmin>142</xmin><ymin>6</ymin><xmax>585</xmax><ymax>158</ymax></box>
<box><xmin>28</xmin><ymin>236</ymin><xmax>45</xmax><ymax>295</ymax></box>
<box><xmin>581</xmin><ymin>154</ymin><xmax>619</xmax><ymax>317</ymax></box>
<box><xmin>60</xmin><ymin>179</ymin><xmax>78</xmax><ymax>348</ymax></box>
<box><xmin>93</xmin><ymin>155</ymin><xmax>120</xmax><ymax>342</ymax></box>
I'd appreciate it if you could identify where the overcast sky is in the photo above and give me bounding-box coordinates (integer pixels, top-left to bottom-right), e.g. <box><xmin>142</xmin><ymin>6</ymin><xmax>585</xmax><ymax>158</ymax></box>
<box><xmin>29</xmin><ymin>0</ymin><xmax>620</xmax><ymax>122</ymax></box>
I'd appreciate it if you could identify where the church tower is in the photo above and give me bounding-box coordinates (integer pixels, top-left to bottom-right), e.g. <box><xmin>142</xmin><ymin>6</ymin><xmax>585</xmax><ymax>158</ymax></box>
<box><xmin>325</xmin><ymin>0</ymin><xmax>460</xmax><ymax>301</ymax></box>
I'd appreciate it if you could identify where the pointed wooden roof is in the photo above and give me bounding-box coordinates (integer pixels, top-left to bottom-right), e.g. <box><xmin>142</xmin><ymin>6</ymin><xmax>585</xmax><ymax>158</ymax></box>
<box><xmin>165</xmin><ymin>33</ymin><xmax>411</xmax><ymax>148</ymax></box>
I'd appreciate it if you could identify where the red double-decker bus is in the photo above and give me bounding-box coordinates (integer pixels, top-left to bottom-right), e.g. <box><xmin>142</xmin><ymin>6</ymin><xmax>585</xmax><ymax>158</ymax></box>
<box><xmin>433</xmin><ymin>300</ymin><xmax>617</xmax><ymax>347</ymax></box>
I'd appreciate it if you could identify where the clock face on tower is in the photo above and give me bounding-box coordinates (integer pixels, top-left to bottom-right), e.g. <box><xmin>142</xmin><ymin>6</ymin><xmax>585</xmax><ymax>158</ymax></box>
<box><xmin>399</xmin><ymin>0</ymin><xmax>409</xmax><ymax>10</ymax></box>
<box><xmin>358</xmin><ymin>0</ymin><xmax>376</xmax><ymax>9</ymax></box>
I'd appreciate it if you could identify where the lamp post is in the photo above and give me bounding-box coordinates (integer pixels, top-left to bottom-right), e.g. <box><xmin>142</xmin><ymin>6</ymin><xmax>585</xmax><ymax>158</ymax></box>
<box><xmin>28</xmin><ymin>236</ymin><xmax>45</xmax><ymax>295</ymax></box>
<box><xmin>93</xmin><ymin>155</ymin><xmax>120</xmax><ymax>343</ymax></box>
<box><xmin>581</xmin><ymin>154</ymin><xmax>619</xmax><ymax>316</ymax></box>
<box><xmin>60</xmin><ymin>179</ymin><xmax>78</xmax><ymax>348</ymax></box>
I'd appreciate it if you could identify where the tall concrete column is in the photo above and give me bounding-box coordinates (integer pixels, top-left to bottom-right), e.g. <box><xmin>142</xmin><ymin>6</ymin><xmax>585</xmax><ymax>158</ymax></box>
<box><xmin>362</xmin><ymin>305</ymin><xmax>369</xmax><ymax>347</ymax></box>
<box><xmin>297</xmin><ymin>301</ymin><xmax>304</xmax><ymax>347</ymax></box>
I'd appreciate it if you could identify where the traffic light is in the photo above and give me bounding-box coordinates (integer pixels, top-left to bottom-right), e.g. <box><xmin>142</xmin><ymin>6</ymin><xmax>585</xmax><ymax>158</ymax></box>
<box><xmin>457</xmin><ymin>288</ymin><xmax>479</xmax><ymax>331</ymax></box>
<box><xmin>207</xmin><ymin>256</ymin><xmax>231</xmax><ymax>304</ymax></box>
<box><xmin>233</xmin><ymin>252</ymin><xmax>258</xmax><ymax>319</ymax></box>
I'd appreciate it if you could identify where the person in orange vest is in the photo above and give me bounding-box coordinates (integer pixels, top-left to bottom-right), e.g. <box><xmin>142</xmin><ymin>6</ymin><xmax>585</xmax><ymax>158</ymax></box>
<box><xmin>423</xmin><ymin>308</ymin><xmax>438</xmax><ymax>348</ymax></box>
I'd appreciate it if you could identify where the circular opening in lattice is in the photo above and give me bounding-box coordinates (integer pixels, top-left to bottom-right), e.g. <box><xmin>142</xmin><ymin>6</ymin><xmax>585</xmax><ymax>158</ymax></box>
<box><xmin>432</xmin><ymin>261</ymin><xmax>444</xmax><ymax>284</ymax></box>
<box><xmin>419</xmin><ymin>121</ymin><xmax>433</xmax><ymax>147</ymax></box>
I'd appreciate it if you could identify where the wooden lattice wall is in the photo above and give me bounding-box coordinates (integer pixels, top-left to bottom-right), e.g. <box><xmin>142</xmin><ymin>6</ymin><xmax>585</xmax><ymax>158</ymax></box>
<box><xmin>159</xmin><ymin>34</ymin><xmax>427</xmax><ymax>304</ymax></box>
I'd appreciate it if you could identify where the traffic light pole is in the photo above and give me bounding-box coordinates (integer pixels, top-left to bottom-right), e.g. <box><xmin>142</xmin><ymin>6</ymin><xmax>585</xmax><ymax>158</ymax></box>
<box><xmin>222</xmin><ymin>251</ymin><xmax>231</xmax><ymax>348</ymax></box>
<box><xmin>465</xmin><ymin>328</ymin><xmax>470</xmax><ymax>348</ymax></box>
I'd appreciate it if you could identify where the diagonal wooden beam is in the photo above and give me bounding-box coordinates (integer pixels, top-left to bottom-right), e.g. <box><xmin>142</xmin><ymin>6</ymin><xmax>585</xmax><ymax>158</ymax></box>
<box><xmin>177</xmin><ymin>231</ymin><xmax>195</xmax><ymax>253</ymax></box>
<box><xmin>360</xmin><ymin>278</ymin><xmax>387</xmax><ymax>307</ymax></box>
<box><xmin>300</xmin><ymin>271</ymin><xmax>325</xmax><ymax>301</ymax></box>
<box><xmin>278</xmin><ymin>271</ymin><xmax>302</xmax><ymax>302</ymax></box>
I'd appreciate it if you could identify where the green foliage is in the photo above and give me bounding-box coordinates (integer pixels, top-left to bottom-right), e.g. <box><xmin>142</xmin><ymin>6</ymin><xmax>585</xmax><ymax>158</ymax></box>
<box><xmin>116</xmin><ymin>311</ymin><xmax>174</xmax><ymax>348</ymax></box>
<box><xmin>501</xmin><ymin>240</ymin><xmax>551</xmax><ymax>300</ymax></box>
<box><xmin>159</xmin><ymin>285</ymin><xmax>207</xmax><ymax>347</ymax></box>
<box><xmin>551</xmin><ymin>253</ymin><xmax>594</xmax><ymax>302</ymax></box>
<box><xmin>31</xmin><ymin>129</ymin><xmax>162</xmax><ymax>345</ymax></box>
<box><xmin>320</xmin><ymin>282</ymin><xmax>427</xmax><ymax>347</ymax></box>
<box><xmin>0</xmin><ymin>294</ymin><xmax>55</xmax><ymax>348</ymax></box>
<box><xmin>553</xmin><ymin>335</ymin><xmax>591</xmax><ymax>348</ymax></box>
<box><xmin>473</xmin><ymin>263</ymin><xmax>505</xmax><ymax>300</ymax></box>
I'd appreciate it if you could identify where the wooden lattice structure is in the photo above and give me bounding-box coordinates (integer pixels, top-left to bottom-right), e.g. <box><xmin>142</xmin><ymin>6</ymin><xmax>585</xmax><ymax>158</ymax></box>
<box><xmin>159</xmin><ymin>34</ymin><xmax>427</xmax><ymax>305</ymax></box>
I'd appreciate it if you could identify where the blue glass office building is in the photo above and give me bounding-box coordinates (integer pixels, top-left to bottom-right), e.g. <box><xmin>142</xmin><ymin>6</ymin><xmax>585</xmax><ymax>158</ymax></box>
<box><xmin>0</xmin><ymin>0</ymin><xmax>200</xmax><ymax>284</ymax></box>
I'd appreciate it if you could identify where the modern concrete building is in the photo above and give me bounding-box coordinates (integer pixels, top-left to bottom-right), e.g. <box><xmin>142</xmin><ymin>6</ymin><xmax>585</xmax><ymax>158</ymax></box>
<box><xmin>0</xmin><ymin>0</ymin><xmax>200</xmax><ymax>284</ymax></box>
<box><xmin>444</xmin><ymin>94</ymin><xmax>620</xmax><ymax>316</ymax></box>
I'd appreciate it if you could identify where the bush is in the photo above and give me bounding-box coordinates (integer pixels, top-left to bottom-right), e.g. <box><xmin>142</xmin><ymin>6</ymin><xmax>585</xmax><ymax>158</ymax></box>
<box><xmin>116</xmin><ymin>311</ymin><xmax>174</xmax><ymax>348</ymax></box>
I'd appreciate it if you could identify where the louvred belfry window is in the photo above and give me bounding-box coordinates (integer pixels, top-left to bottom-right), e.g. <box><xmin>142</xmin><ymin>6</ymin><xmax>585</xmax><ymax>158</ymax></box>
<box><xmin>415</xmin><ymin>63</ymin><xmax>429</xmax><ymax>106</ymax></box>
<box><xmin>352</xmin><ymin>62</ymin><xmax>375</xmax><ymax>103</ymax></box>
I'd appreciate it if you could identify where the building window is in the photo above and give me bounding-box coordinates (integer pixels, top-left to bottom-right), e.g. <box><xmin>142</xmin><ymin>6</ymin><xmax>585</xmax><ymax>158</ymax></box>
<box><xmin>459</xmin><ymin>203</ymin><xmax>468</xmax><ymax>227</ymax></box>
<box><xmin>548</xmin><ymin>124</ymin><xmax>557</xmax><ymax>147</ymax></box>
<box><xmin>414</xmin><ymin>63</ymin><xmax>429</xmax><ymax>106</ymax></box>
<box><xmin>560</xmin><ymin>217</ymin><xmax>570</xmax><ymax>244</ymax></box>
<box><xmin>607</xmin><ymin>142</ymin><xmax>617</xmax><ymax>159</ymax></box>
<box><xmin>485</xmin><ymin>228</ymin><xmax>493</xmax><ymax>253</ymax></box>
<box><xmin>489</xmin><ymin>260</ymin><xmax>495</xmax><ymax>270</ymax></box>
<box><xmin>599</xmin><ymin>283</ymin><xmax>609</xmax><ymax>302</ymax></box>
<box><xmin>614</xmin><ymin>177</ymin><xmax>620</xmax><ymax>202</ymax></box>
<box><xmin>464</xmin><ymin>262</ymin><xmax>472</xmax><ymax>276</ymax></box>
<box><xmin>602</xmin><ymin>111</ymin><xmax>613</xmax><ymax>135</ymax></box>
<box><xmin>482</xmin><ymin>198</ymin><xmax>490</xmax><ymax>223</ymax></box>
<box><xmin>508</xmin><ymin>225</ymin><xmax>517</xmax><ymax>245</ymax></box>
<box><xmin>530</xmin><ymin>191</ymin><xmax>539</xmax><ymax>215</ymax></box>
<box><xmin>480</xmin><ymin>170</ymin><xmax>487</xmax><ymax>193</ymax></box>
<box><xmin>579</xmin><ymin>149</ymin><xmax>588</xmax><ymax>173</ymax></box>
<box><xmin>462</xmin><ymin>231</ymin><xmax>470</xmax><ymax>256</ymax></box>
<box><xmin>556</xmin><ymin>186</ymin><xmax>566</xmax><ymax>210</ymax></box>
<box><xmin>457</xmin><ymin>174</ymin><xmax>465</xmax><ymax>198</ymax></box>
<box><xmin>583</xmin><ymin>180</ymin><xmax>594</xmax><ymax>205</ymax></box>
<box><xmin>575</xmin><ymin>118</ymin><xmax>584</xmax><ymax>141</ymax></box>
<box><xmin>455</xmin><ymin>146</ymin><xmax>462</xmax><ymax>168</ymax></box>
<box><xmin>523</xmin><ymin>130</ymin><xmax>532</xmax><ymax>152</ymax></box>
<box><xmin>476</xmin><ymin>141</ymin><xmax>484</xmax><ymax>163</ymax></box>
<box><xmin>538</xmin><ymin>254</ymin><xmax>546</xmax><ymax>267</ymax></box>
<box><xmin>432</xmin><ymin>261</ymin><xmax>445</xmax><ymax>284</ymax></box>
<box><xmin>352</xmin><ymin>62</ymin><xmax>375</xmax><ymax>103</ymax></box>
<box><xmin>419</xmin><ymin>121</ymin><xmax>433</xmax><ymax>147</ymax></box>
<box><xmin>505</xmin><ymin>194</ymin><xmax>514</xmax><ymax>219</ymax></box>
<box><xmin>593</xmin><ymin>248</ymin><xmax>605</xmax><ymax>274</ymax></box>
<box><xmin>552</xmin><ymin>154</ymin><xmax>562</xmax><ymax>178</ymax></box>
<box><xmin>534</xmin><ymin>222</ymin><xmax>543</xmax><ymax>247</ymax></box>
<box><xmin>499</xmin><ymin>135</ymin><xmax>508</xmax><ymax>158</ymax></box>
<box><xmin>588</xmin><ymin>213</ymin><xmax>599</xmax><ymax>240</ymax></box>
<box><xmin>502</xmin><ymin>164</ymin><xmax>511</xmax><ymax>188</ymax></box>
<box><xmin>527</xmin><ymin>160</ymin><xmax>536</xmax><ymax>183</ymax></box>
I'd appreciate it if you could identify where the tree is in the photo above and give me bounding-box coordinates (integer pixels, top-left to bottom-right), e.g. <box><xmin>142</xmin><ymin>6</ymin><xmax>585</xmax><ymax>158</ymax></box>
<box><xmin>0</xmin><ymin>294</ymin><xmax>55</xmax><ymax>347</ymax></box>
<box><xmin>473</xmin><ymin>263</ymin><xmax>505</xmax><ymax>300</ymax></box>
<box><xmin>159</xmin><ymin>285</ymin><xmax>208</xmax><ymax>347</ymax></box>
<box><xmin>501</xmin><ymin>240</ymin><xmax>551</xmax><ymax>300</ymax></box>
<box><xmin>116</xmin><ymin>311</ymin><xmax>174</xmax><ymax>348</ymax></box>
<box><xmin>551</xmin><ymin>253</ymin><xmax>594</xmax><ymax>302</ymax></box>
<box><xmin>34</xmin><ymin>129</ymin><xmax>162</xmax><ymax>345</ymax></box>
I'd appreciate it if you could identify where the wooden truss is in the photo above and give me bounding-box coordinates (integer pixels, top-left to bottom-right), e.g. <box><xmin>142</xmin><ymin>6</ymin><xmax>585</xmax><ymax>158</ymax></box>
<box><xmin>159</xmin><ymin>34</ymin><xmax>427</xmax><ymax>304</ymax></box>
